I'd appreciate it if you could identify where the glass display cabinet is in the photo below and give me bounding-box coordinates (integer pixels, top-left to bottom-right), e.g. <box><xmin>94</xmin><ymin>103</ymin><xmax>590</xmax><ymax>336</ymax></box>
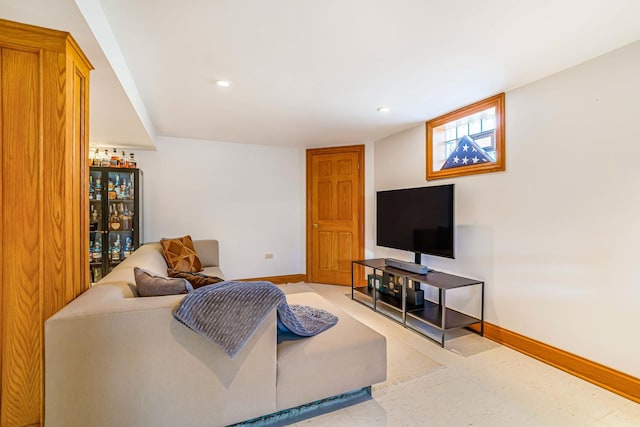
<box><xmin>89</xmin><ymin>167</ymin><xmax>143</xmax><ymax>283</ymax></box>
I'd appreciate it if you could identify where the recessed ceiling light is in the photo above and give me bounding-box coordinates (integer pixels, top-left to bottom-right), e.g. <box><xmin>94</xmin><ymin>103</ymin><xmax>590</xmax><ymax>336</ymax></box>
<box><xmin>377</xmin><ymin>106</ymin><xmax>391</xmax><ymax>113</ymax></box>
<box><xmin>216</xmin><ymin>80</ymin><xmax>231</xmax><ymax>88</ymax></box>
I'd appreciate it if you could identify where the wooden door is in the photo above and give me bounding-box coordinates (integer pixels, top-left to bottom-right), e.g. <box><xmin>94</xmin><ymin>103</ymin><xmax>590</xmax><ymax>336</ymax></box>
<box><xmin>307</xmin><ymin>146</ymin><xmax>364</xmax><ymax>285</ymax></box>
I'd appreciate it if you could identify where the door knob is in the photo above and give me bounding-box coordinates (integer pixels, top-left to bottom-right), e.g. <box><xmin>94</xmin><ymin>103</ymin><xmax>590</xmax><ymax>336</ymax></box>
<box><xmin>313</xmin><ymin>224</ymin><xmax>318</xmax><ymax>229</ymax></box>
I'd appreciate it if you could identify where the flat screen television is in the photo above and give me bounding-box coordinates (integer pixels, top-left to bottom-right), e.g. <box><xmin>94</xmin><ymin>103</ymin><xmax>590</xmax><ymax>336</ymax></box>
<box><xmin>376</xmin><ymin>184</ymin><xmax>454</xmax><ymax>263</ymax></box>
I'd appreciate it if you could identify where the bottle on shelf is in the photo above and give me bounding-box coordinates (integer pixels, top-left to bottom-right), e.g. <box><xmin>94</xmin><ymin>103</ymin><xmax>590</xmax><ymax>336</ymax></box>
<box><xmin>101</xmin><ymin>149</ymin><xmax>111</xmax><ymax>167</ymax></box>
<box><xmin>89</xmin><ymin>175</ymin><xmax>94</xmax><ymax>200</ymax></box>
<box><xmin>109</xmin><ymin>205</ymin><xmax>121</xmax><ymax>230</ymax></box>
<box><xmin>129</xmin><ymin>173</ymin><xmax>135</xmax><ymax>199</ymax></box>
<box><xmin>123</xmin><ymin>236</ymin><xmax>133</xmax><ymax>258</ymax></box>
<box><xmin>114</xmin><ymin>174</ymin><xmax>121</xmax><ymax>199</ymax></box>
<box><xmin>89</xmin><ymin>148</ymin><xmax>95</xmax><ymax>166</ymax></box>
<box><xmin>120</xmin><ymin>178</ymin><xmax>127</xmax><ymax>199</ymax></box>
<box><xmin>118</xmin><ymin>202</ymin><xmax>125</xmax><ymax>229</ymax></box>
<box><xmin>107</xmin><ymin>177</ymin><xmax>116</xmax><ymax>200</ymax></box>
<box><xmin>93</xmin><ymin>238</ymin><xmax>102</xmax><ymax>262</ymax></box>
<box><xmin>92</xmin><ymin>266</ymin><xmax>102</xmax><ymax>283</ymax></box>
<box><xmin>89</xmin><ymin>240</ymin><xmax>94</xmax><ymax>262</ymax></box>
<box><xmin>110</xmin><ymin>148</ymin><xmax>121</xmax><ymax>168</ymax></box>
<box><xmin>127</xmin><ymin>152</ymin><xmax>137</xmax><ymax>169</ymax></box>
<box><xmin>94</xmin><ymin>175</ymin><xmax>102</xmax><ymax>201</ymax></box>
<box><xmin>121</xmin><ymin>204</ymin><xmax>131</xmax><ymax>230</ymax></box>
<box><xmin>112</xmin><ymin>235</ymin><xmax>121</xmax><ymax>261</ymax></box>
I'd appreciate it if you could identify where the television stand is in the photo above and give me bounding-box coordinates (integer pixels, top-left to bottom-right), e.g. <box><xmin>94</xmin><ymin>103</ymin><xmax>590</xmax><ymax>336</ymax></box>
<box><xmin>351</xmin><ymin>258</ymin><xmax>484</xmax><ymax>347</ymax></box>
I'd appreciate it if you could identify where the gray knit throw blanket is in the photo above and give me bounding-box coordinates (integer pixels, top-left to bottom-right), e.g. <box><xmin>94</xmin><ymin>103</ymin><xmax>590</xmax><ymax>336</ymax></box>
<box><xmin>173</xmin><ymin>281</ymin><xmax>338</xmax><ymax>358</ymax></box>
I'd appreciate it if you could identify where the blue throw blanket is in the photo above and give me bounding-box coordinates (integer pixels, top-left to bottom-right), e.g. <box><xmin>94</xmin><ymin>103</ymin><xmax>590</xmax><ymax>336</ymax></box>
<box><xmin>173</xmin><ymin>281</ymin><xmax>338</xmax><ymax>358</ymax></box>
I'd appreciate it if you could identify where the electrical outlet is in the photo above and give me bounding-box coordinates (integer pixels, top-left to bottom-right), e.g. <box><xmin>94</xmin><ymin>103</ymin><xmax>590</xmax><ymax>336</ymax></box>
<box><xmin>264</xmin><ymin>253</ymin><xmax>274</xmax><ymax>260</ymax></box>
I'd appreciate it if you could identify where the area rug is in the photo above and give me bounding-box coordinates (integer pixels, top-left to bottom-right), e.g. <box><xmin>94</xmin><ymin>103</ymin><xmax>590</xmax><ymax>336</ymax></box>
<box><xmin>279</xmin><ymin>283</ymin><xmax>444</xmax><ymax>390</ymax></box>
<box><xmin>375</xmin><ymin>336</ymin><xmax>443</xmax><ymax>392</ymax></box>
<box><xmin>445</xmin><ymin>330</ymin><xmax>500</xmax><ymax>357</ymax></box>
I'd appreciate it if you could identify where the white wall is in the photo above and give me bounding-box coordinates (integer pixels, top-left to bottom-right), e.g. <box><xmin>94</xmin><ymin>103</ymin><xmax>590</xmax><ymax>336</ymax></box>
<box><xmin>373</xmin><ymin>41</ymin><xmax>640</xmax><ymax>378</ymax></box>
<box><xmin>134</xmin><ymin>136</ymin><xmax>306</xmax><ymax>280</ymax></box>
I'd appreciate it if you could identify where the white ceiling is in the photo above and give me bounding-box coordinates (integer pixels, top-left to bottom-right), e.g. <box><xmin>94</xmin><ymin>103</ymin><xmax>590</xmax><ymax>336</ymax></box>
<box><xmin>3</xmin><ymin>0</ymin><xmax>640</xmax><ymax>149</ymax></box>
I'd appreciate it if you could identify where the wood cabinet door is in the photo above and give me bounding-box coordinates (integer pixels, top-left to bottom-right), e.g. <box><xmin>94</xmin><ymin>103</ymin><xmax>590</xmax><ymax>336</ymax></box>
<box><xmin>0</xmin><ymin>19</ymin><xmax>92</xmax><ymax>427</ymax></box>
<box><xmin>307</xmin><ymin>146</ymin><xmax>364</xmax><ymax>286</ymax></box>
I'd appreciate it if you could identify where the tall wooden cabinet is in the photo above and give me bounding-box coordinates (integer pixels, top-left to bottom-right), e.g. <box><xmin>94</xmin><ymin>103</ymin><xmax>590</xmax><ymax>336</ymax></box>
<box><xmin>0</xmin><ymin>19</ymin><xmax>92</xmax><ymax>427</ymax></box>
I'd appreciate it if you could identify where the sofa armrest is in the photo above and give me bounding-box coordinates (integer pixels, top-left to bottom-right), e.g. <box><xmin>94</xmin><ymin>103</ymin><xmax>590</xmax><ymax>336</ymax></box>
<box><xmin>45</xmin><ymin>304</ymin><xmax>277</xmax><ymax>427</ymax></box>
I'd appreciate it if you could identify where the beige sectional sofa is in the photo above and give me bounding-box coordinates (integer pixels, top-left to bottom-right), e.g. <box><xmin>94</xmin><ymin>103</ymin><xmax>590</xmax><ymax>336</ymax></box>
<box><xmin>45</xmin><ymin>240</ymin><xmax>387</xmax><ymax>427</ymax></box>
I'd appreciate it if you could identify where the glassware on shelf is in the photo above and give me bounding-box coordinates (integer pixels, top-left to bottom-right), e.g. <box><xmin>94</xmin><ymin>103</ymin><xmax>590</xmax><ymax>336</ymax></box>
<box><xmin>123</xmin><ymin>236</ymin><xmax>133</xmax><ymax>258</ymax></box>
<box><xmin>92</xmin><ymin>238</ymin><xmax>102</xmax><ymax>262</ymax></box>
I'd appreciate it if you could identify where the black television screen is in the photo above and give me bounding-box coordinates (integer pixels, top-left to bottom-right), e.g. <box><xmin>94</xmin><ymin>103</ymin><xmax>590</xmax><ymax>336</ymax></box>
<box><xmin>376</xmin><ymin>184</ymin><xmax>454</xmax><ymax>259</ymax></box>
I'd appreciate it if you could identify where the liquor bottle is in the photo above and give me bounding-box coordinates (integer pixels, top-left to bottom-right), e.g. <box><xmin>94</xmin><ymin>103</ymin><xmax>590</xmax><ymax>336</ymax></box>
<box><xmin>121</xmin><ymin>205</ymin><xmax>131</xmax><ymax>230</ymax></box>
<box><xmin>118</xmin><ymin>203</ymin><xmax>125</xmax><ymax>229</ymax></box>
<box><xmin>89</xmin><ymin>175</ymin><xmax>94</xmax><ymax>200</ymax></box>
<box><xmin>121</xmin><ymin>151</ymin><xmax>127</xmax><ymax>168</ymax></box>
<box><xmin>93</xmin><ymin>267</ymin><xmax>102</xmax><ymax>282</ymax></box>
<box><xmin>120</xmin><ymin>178</ymin><xmax>127</xmax><ymax>198</ymax></box>
<box><xmin>112</xmin><ymin>235</ymin><xmax>121</xmax><ymax>261</ymax></box>
<box><xmin>123</xmin><ymin>236</ymin><xmax>133</xmax><ymax>258</ymax></box>
<box><xmin>108</xmin><ymin>177</ymin><xmax>116</xmax><ymax>200</ymax></box>
<box><xmin>93</xmin><ymin>238</ymin><xmax>102</xmax><ymax>262</ymax></box>
<box><xmin>114</xmin><ymin>174</ymin><xmax>121</xmax><ymax>199</ymax></box>
<box><xmin>129</xmin><ymin>173</ymin><xmax>135</xmax><ymax>199</ymax></box>
<box><xmin>110</xmin><ymin>205</ymin><xmax>120</xmax><ymax>230</ymax></box>
<box><xmin>110</xmin><ymin>148</ymin><xmax>121</xmax><ymax>168</ymax></box>
<box><xmin>127</xmin><ymin>152</ymin><xmax>137</xmax><ymax>169</ymax></box>
<box><xmin>95</xmin><ymin>175</ymin><xmax>102</xmax><ymax>200</ymax></box>
<box><xmin>101</xmin><ymin>149</ymin><xmax>111</xmax><ymax>167</ymax></box>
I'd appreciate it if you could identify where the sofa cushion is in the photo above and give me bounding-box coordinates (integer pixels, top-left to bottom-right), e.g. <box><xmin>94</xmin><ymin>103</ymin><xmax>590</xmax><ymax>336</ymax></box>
<box><xmin>168</xmin><ymin>269</ymin><xmax>224</xmax><ymax>289</ymax></box>
<box><xmin>160</xmin><ymin>235</ymin><xmax>203</xmax><ymax>272</ymax></box>
<box><xmin>276</xmin><ymin>292</ymin><xmax>387</xmax><ymax>411</ymax></box>
<box><xmin>134</xmin><ymin>267</ymin><xmax>193</xmax><ymax>297</ymax></box>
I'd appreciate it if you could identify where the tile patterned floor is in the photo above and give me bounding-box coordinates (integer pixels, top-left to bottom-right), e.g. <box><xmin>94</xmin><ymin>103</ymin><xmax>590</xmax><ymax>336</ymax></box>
<box><xmin>280</xmin><ymin>283</ymin><xmax>640</xmax><ymax>427</ymax></box>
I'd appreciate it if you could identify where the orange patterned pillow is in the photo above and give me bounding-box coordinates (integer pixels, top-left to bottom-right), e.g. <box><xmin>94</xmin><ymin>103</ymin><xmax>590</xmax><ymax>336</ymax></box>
<box><xmin>160</xmin><ymin>235</ymin><xmax>203</xmax><ymax>272</ymax></box>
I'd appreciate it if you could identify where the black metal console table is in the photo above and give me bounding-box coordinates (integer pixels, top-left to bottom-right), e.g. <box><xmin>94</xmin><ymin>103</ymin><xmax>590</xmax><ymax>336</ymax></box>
<box><xmin>351</xmin><ymin>258</ymin><xmax>484</xmax><ymax>347</ymax></box>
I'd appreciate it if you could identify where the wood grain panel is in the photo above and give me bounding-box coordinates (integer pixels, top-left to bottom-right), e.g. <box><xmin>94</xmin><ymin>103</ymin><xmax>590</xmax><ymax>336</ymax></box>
<box><xmin>336</xmin><ymin>180</ymin><xmax>352</xmax><ymax>221</ymax></box>
<box><xmin>317</xmin><ymin>181</ymin><xmax>332</xmax><ymax>221</ymax></box>
<box><xmin>1</xmin><ymin>19</ymin><xmax>92</xmax><ymax>427</ymax></box>
<box><xmin>336</xmin><ymin>159</ymin><xmax>352</xmax><ymax>175</ymax></box>
<box><xmin>1</xmin><ymin>47</ymin><xmax>42</xmax><ymax>427</ymax></box>
<box><xmin>74</xmin><ymin>60</ymin><xmax>90</xmax><ymax>297</ymax></box>
<box><xmin>337</xmin><ymin>232</ymin><xmax>352</xmax><ymax>272</ymax></box>
<box><xmin>42</xmin><ymin>49</ymin><xmax>67</xmax><ymax>322</ymax></box>
<box><xmin>317</xmin><ymin>160</ymin><xmax>332</xmax><ymax>176</ymax></box>
<box><xmin>318</xmin><ymin>231</ymin><xmax>332</xmax><ymax>271</ymax></box>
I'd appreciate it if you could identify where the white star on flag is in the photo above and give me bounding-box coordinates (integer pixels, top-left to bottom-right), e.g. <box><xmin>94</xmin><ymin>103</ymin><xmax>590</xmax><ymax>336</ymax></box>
<box><xmin>441</xmin><ymin>135</ymin><xmax>495</xmax><ymax>170</ymax></box>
